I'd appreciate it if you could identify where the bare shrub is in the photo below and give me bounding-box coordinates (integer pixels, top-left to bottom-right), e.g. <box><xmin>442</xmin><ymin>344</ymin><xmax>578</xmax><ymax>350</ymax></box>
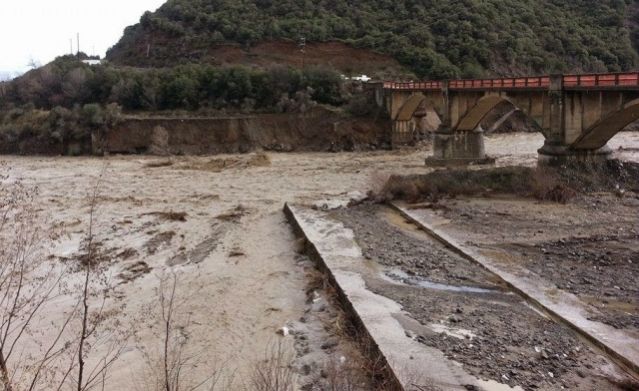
<box><xmin>376</xmin><ymin>174</ymin><xmax>421</xmax><ymax>202</ymax></box>
<box><xmin>322</xmin><ymin>358</ymin><xmax>360</xmax><ymax>391</ymax></box>
<box><xmin>137</xmin><ymin>272</ymin><xmax>227</xmax><ymax>391</ymax></box>
<box><xmin>315</xmin><ymin>274</ymin><xmax>401</xmax><ymax>391</ymax></box>
<box><xmin>0</xmin><ymin>167</ymin><xmax>127</xmax><ymax>391</ymax></box>
<box><xmin>0</xmin><ymin>183</ymin><xmax>72</xmax><ymax>391</ymax></box>
<box><xmin>531</xmin><ymin>168</ymin><xmax>576</xmax><ymax>204</ymax></box>
<box><xmin>64</xmin><ymin>169</ymin><xmax>128</xmax><ymax>391</ymax></box>
<box><xmin>250</xmin><ymin>340</ymin><xmax>296</xmax><ymax>391</ymax></box>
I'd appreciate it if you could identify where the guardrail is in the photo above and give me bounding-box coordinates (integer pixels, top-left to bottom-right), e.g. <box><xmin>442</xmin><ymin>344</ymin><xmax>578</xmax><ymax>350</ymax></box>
<box><xmin>563</xmin><ymin>72</ymin><xmax>639</xmax><ymax>88</ymax></box>
<box><xmin>382</xmin><ymin>81</ymin><xmax>442</xmax><ymax>90</ymax></box>
<box><xmin>449</xmin><ymin>76</ymin><xmax>550</xmax><ymax>89</ymax></box>
<box><xmin>383</xmin><ymin>72</ymin><xmax>639</xmax><ymax>91</ymax></box>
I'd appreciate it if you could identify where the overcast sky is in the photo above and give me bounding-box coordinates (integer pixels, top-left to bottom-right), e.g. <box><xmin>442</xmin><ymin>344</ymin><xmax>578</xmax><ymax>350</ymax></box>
<box><xmin>0</xmin><ymin>0</ymin><xmax>165</xmax><ymax>77</ymax></box>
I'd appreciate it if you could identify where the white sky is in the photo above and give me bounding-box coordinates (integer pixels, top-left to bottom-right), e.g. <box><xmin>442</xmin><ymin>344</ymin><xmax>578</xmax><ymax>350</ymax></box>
<box><xmin>0</xmin><ymin>0</ymin><xmax>166</xmax><ymax>75</ymax></box>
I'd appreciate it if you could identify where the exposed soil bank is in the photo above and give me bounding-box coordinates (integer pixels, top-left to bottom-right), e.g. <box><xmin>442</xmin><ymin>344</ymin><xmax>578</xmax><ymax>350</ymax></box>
<box><xmin>108</xmin><ymin>39</ymin><xmax>408</xmax><ymax>77</ymax></box>
<box><xmin>333</xmin><ymin>204</ymin><xmax>638</xmax><ymax>391</ymax></box>
<box><xmin>2</xmin><ymin>106</ymin><xmax>390</xmax><ymax>156</ymax></box>
<box><xmin>106</xmin><ymin>107</ymin><xmax>389</xmax><ymax>155</ymax></box>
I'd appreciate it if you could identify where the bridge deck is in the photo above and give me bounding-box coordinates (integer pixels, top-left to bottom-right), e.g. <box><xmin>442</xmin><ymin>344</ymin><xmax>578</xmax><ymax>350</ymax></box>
<box><xmin>383</xmin><ymin>72</ymin><xmax>639</xmax><ymax>91</ymax></box>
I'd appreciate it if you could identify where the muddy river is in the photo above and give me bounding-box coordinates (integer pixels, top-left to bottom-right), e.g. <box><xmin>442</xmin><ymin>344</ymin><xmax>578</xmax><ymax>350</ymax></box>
<box><xmin>1</xmin><ymin>131</ymin><xmax>638</xmax><ymax>390</ymax></box>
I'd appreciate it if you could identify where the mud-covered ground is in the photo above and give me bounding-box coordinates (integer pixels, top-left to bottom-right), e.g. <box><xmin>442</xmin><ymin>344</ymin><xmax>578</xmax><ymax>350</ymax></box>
<box><xmin>334</xmin><ymin>204</ymin><xmax>638</xmax><ymax>391</ymax></box>
<box><xmin>499</xmin><ymin>234</ymin><xmax>639</xmax><ymax>331</ymax></box>
<box><xmin>427</xmin><ymin>194</ymin><xmax>639</xmax><ymax>337</ymax></box>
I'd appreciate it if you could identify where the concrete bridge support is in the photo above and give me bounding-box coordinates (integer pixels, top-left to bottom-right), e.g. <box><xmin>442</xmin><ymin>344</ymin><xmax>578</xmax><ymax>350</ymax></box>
<box><xmin>427</xmin><ymin>129</ymin><xmax>492</xmax><ymax>166</ymax></box>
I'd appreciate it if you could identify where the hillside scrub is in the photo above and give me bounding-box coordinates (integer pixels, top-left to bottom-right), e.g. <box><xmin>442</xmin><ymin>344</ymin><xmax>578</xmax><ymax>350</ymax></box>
<box><xmin>0</xmin><ymin>56</ymin><xmax>348</xmax><ymax>113</ymax></box>
<box><xmin>107</xmin><ymin>0</ymin><xmax>639</xmax><ymax>78</ymax></box>
<box><xmin>0</xmin><ymin>103</ymin><xmax>121</xmax><ymax>155</ymax></box>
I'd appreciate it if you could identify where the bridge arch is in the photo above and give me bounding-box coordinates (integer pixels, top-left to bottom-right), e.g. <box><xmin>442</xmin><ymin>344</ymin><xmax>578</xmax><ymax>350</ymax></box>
<box><xmin>571</xmin><ymin>99</ymin><xmax>639</xmax><ymax>150</ymax></box>
<box><xmin>454</xmin><ymin>96</ymin><xmax>512</xmax><ymax>131</ymax></box>
<box><xmin>394</xmin><ymin>93</ymin><xmax>443</xmax><ymax>122</ymax></box>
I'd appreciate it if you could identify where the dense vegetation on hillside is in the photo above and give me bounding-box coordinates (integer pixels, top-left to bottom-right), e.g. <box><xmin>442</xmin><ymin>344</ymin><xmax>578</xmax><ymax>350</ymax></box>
<box><xmin>108</xmin><ymin>0</ymin><xmax>639</xmax><ymax>78</ymax></box>
<box><xmin>0</xmin><ymin>56</ymin><xmax>346</xmax><ymax>112</ymax></box>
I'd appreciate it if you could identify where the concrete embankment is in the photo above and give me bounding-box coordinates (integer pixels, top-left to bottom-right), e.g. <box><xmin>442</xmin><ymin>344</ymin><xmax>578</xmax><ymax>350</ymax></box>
<box><xmin>390</xmin><ymin>202</ymin><xmax>639</xmax><ymax>379</ymax></box>
<box><xmin>285</xmin><ymin>203</ymin><xmax>502</xmax><ymax>391</ymax></box>
<box><xmin>286</xmin><ymin>201</ymin><xmax>639</xmax><ymax>390</ymax></box>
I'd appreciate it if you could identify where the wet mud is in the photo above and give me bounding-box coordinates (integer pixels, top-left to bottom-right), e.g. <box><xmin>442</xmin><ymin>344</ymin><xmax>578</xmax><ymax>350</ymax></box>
<box><xmin>499</xmin><ymin>234</ymin><xmax>639</xmax><ymax>332</ymax></box>
<box><xmin>432</xmin><ymin>194</ymin><xmax>639</xmax><ymax>339</ymax></box>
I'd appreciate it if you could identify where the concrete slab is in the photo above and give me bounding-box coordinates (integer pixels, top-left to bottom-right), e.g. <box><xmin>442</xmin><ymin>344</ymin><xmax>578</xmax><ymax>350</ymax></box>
<box><xmin>390</xmin><ymin>202</ymin><xmax>639</xmax><ymax>379</ymax></box>
<box><xmin>284</xmin><ymin>203</ymin><xmax>520</xmax><ymax>391</ymax></box>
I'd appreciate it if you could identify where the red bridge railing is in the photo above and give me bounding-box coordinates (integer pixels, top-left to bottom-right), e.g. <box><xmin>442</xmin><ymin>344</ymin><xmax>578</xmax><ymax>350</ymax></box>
<box><xmin>449</xmin><ymin>76</ymin><xmax>550</xmax><ymax>89</ymax></box>
<box><xmin>563</xmin><ymin>72</ymin><xmax>639</xmax><ymax>88</ymax></box>
<box><xmin>382</xmin><ymin>81</ymin><xmax>442</xmax><ymax>90</ymax></box>
<box><xmin>383</xmin><ymin>72</ymin><xmax>639</xmax><ymax>91</ymax></box>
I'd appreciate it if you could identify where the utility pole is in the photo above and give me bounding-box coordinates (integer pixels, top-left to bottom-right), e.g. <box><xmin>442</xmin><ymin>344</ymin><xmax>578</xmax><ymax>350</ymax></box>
<box><xmin>77</xmin><ymin>33</ymin><xmax>80</xmax><ymax>58</ymax></box>
<box><xmin>70</xmin><ymin>39</ymin><xmax>73</xmax><ymax>55</ymax></box>
<box><xmin>299</xmin><ymin>36</ymin><xmax>306</xmax><ymax>70</ymax></box>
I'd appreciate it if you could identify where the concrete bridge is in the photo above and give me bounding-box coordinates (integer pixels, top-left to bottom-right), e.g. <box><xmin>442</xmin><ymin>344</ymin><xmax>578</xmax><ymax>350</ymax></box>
<box><xmin>377</xmin><ymin>73</ymin><xmax>639</xmax><ymax>165</ymax></box>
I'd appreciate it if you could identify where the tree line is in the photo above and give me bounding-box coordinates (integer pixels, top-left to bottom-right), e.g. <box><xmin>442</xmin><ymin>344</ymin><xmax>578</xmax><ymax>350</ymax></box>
<box><xmin>1</xmin><ymin>55</ymin><xmax>345</xmax><ymax>113</ymax></box>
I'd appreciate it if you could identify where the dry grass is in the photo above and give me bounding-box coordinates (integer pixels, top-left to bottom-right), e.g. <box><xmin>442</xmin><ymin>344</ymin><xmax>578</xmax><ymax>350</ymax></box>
<box><xmin>249</xmin><ymin>340</ymin><xmax>296</xmax><ymax>391</ymax></box>
<box><xmin>307</xmin><ymin>272</ymin><xmax>402</xmax><ymax>391</ymax></box>
<box><xmin>376</xmin><ymin>166</ymin><xmax>577</xmax><ymax>204</ymax></box>
<box><xmin>530</xmin><ymin>167</ymin><xmax>577</xmax><ymax>203</ymax></box>
<box><xmin>376</xmin><ymin>160</ymin><xmax>639</xmax><ymax>205</ymax></box>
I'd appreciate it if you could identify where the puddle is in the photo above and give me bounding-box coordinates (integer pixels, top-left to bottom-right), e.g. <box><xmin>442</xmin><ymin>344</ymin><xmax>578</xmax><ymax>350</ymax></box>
<box><xmin>429</xmin><ymin>322</ymin><xmax>476</xmax><ymax>340</ymax></box>
<box><xmin>384</xmin><ymin>268</ymin><xmax>496</xmax><ymax>294</ymax></box>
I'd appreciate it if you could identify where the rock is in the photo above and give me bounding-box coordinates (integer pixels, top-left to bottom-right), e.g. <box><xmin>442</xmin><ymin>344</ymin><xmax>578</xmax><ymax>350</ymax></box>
<box><xmin>541</xmin><ymin>349</ymin><xmax>549</xmax><ymax>360</ymax></box>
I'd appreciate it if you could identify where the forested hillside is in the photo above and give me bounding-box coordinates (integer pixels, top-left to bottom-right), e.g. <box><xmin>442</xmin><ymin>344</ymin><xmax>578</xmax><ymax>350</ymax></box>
<box><xmin>107</xmin><ymin>0</ymin><xmax>639</xmax><ymax>78</ymax></box>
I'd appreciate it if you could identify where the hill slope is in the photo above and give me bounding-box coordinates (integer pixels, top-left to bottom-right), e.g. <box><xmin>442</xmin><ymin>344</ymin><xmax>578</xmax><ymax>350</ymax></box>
<box><xmin>107</xmin><ymin>0</ymin><xmax>639</xmax><ymax>78</ymax></box>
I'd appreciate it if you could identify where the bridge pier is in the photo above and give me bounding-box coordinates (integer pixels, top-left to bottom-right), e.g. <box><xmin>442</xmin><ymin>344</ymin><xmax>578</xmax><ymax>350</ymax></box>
<box><xmin>425</xmin><ymin>127</ymin><xmax>494</xmax><ymax>166</ymax></box>
<box><xmin>538</xmin><ymin>141</ymin><xmax>612</xmax><ymax>166</ymax></box>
